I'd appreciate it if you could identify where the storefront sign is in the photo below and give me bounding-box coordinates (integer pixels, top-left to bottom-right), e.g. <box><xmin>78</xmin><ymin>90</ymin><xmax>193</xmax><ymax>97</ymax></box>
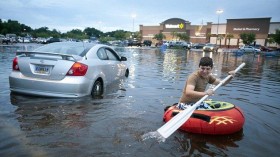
<box><xmin>233</xmin><ymin>27</ymin><xmax>260</xmax><ymax>31</ymax></box>
<box><xmin>227</xmin><ymin>18</ymin><xmax>270</xmax><ymax>35</ymax></box>
<box><xmin>165</xmin><ymin>23</ymin><xmax>184</xmax><ymax>29</ymax></box>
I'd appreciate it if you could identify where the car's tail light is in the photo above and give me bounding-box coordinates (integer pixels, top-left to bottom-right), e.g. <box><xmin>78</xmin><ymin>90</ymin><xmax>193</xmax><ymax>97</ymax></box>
<box><xmin>12</xmin><ymin>57</ymin><xmax>20</xmax><ymax>71</ymax></box>
<box><xmin>67</xmin><ymin>62</ymin><xmax>88</xmax><ymax>76</ymax></box>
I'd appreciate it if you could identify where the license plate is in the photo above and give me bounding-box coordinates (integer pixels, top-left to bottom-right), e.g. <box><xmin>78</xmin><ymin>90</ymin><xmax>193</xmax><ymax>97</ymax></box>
<box><xmin>35</xmin><ymin>65</ymin><xmax>50</xmax><ymax>74</ymax></box>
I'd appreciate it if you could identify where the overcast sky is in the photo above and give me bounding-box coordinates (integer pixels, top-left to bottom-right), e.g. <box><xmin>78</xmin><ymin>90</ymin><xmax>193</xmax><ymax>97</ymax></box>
<box><xmin>0</xmin><ymin>0</ymin><xmax>279</xmax><ymax>33</ymax></box>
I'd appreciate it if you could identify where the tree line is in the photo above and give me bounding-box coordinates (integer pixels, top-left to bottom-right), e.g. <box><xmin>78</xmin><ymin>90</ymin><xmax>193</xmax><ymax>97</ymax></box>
<box><xmin>0</xmin><ymin>19</ymin><xmax>139</xmax><ymax>42</ymax></box>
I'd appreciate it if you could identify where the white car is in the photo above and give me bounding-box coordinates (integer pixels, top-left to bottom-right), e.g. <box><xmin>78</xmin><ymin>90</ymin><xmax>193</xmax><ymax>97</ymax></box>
<box><xmin>18</xmin><ymin>37</ymin><xmax>31</xmax><ymax>43</ymax></box>
<box><xmin>9</xmin><ymin>42</ymin><xmax>129</xmax><ymax>98</ymax></box>
<box><xmin>169</xmin><ymin>41</ymin><xmax>191</xmax><ymax>49</ymax></box>
<box><xmin>239</xmin><ymin>45</ymin><xmax>261</xmax><ymax>53</ymax></box>
<box><xmin>163</xmin><ymin>41</ymin><xmax>170</xmax><ymax>47</ymax></box>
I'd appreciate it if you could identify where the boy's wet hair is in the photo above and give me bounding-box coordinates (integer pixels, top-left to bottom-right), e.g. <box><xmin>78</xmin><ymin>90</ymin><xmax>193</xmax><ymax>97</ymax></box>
<box><xmin>199</xmin><ymin>57</ymin><xmax>213</xmax><ymax>68</ymax></box>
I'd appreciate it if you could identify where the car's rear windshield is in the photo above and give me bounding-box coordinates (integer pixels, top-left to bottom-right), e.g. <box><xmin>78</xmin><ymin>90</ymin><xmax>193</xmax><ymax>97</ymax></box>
<box><xmin>34</xmin><ymin>42</ymin><xmax>95</xmax><ymax>56</ymax></box>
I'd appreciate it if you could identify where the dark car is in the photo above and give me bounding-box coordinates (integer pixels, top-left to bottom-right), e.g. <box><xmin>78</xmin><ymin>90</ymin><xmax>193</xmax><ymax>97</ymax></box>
<box><xmin>155</xmin><ymin>41</ymin><xmax>163</xmax><ymax>47</ymax></box>
<box><xmin>260</xmin><ymin>46</ymin><xmax>273</xmax><ymax>52</ymax></box>
<box><xmin>192</xmin><ymin>43</ymin><xmax>205</xmax><ymax>49</ymax></box>
<box><xmin>46</xmin><ymin>37</ymin><xmax>61</xmax><ymax>44</ymax></box>
<box><xmin>128</xmin><ymin>39</ymin><xmax>142</xmax><ymax>47</ymax></box>
<box><xmin>143</xmin><ymin>40</ymin><xmax>152</xmax><ymax>46</ymax></box>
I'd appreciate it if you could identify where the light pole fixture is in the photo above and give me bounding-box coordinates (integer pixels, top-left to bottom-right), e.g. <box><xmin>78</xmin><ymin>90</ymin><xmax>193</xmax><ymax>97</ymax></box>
<box><xmin>216</xmin><ymin>9</ymin><xmax>223</xmax><ymax>45</ymax></box>
<box><xmin>131</xmin><ymin>14</ymin><xmax>136</xmax><ymax>33</ymax></box>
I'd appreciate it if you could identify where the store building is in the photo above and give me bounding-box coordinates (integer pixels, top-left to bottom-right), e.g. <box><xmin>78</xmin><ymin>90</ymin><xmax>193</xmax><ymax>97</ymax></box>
<box><xmin>140</xmin><ymin>18</ymin><xmax>211</xmax><ymax>44</ymax></box>
<box><xmin>139</xmin><ymin>17</ymin><xmax>280</xmax><ymax>47</ymax></box>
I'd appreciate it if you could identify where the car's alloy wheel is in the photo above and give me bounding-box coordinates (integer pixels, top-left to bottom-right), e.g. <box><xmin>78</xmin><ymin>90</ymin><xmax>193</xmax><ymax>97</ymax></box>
<box><xmin>91</xmin><ymin>80</ymin><xmax>103</xmax><ymax>98</ymax></box>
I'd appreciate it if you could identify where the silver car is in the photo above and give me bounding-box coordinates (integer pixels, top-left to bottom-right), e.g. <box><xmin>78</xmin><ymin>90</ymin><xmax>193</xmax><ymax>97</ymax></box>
<box><xmin>169</xmin><ymin>41</ymin><xmax>191</xmax><ymax>49</ymax></box>
<box><xmin>9</xmin><ymin>42</ymin><xmax>129</xmax><ymax>98</ymax></box>
<box><xmin>239</xmin><ymin>45</ymin><xmax>261</xmax><ymax>53</ymax></box>
<box><xmin>203</xmin><ymin>43</ymin><xmax>219</xmax><ymax>52</ymax></box>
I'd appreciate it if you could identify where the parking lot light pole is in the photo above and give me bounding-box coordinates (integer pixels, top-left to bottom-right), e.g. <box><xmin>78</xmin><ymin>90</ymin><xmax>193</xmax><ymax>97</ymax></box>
<box><xmin>131</xmin><ymin>14</ymin><xmax>136</xmax><ymax>37</ymax></box>
<box><xmin>216</xmin><ymin>9</ymin><xmax>223</xmax><ymax>45</ymax></box>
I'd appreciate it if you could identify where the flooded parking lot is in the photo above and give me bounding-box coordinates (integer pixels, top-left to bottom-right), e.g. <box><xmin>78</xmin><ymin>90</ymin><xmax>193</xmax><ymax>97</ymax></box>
<box><xmin>0</xmin><ymin>44</ymin><xmax>280</xmax><ymax>156</ymax></box>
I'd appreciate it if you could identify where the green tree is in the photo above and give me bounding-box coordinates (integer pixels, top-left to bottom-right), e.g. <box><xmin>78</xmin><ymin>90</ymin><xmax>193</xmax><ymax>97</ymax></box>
<box><xmin>84</xmin><ymin>27</ymin><xmax>103</xmax><ymax>38</ymax></box>
<box><xmin>65</xmin><ymin>29</ymin><xmax>86</xmax><ymax>39</ymax></box>
<box><xmin>176</xmin><ymin>33</ymin><xmax>190</xmax><ymax>41</ymax></box>
<box><xmin>171</xmin><ymin>31</ymin><xmax>177</xmax><ymax>40</ymax></box>
<box><xmin>239</xmin><ymin>33</ymin><xmax>256</xmax><ymax>45</ymax></box>
<box><xmin>153</xmin><ymin>33</ymin><xmax>166</xmax><ymax>41</ymax></box>
<box><xmin>271</xmin><ymin>29</ymin><xmax>280</xmax><ymax>45</ymax></box>
<box><xmin>206</xmin><ymin>33</ymin><xmax>212</xmax><ymax>43</ymax></box>
<box><xmin>113</xmin><ymin>30</ymin><xmax>127</xmax><ymax>40</ymax></box>
<box><xmin>216</xmin><ymin>35</ymin><xmax>224</xmax><ymax>47</ymax></box>
<box><xmin>132</xmin><ymin>31</ymin><xmax>141</xmax><ymax>40</ymax></box>
<box><xmin>0</xmin><ymin>19</ymin><xmax>22</xmax><ymax>35</ymax></box>
<box><xmin>99</xmin><ymin>35</ymin><xmax>114</xmax><ymax>44</ymax></box>
<box><xmin>226</xmin><ymin>33</ymin><xmax>234</xmax><ymax>48</ymax></box>
<box><xmin>0</xmin><ymin>19</ymin><xmax>2</xmax><ymax>32</ymax></box>
<box><xmin>125</xmin><ymin>32</ymin><xmax>131</xmax><ymax>39</ymax></box>
<box><xmin>7</xmin><ymin>20</ymin><xmax>22</xmax><ymax>34</ymax></box>
<box><xmin>33</xmin><ymin>27</ymin><xmax>52</xmax><ymax>38</ymax></box>
<box><xmin>50</xmin><ymin>29</ymin><xmax>61</xmax><ymax>38</ymax></box>
<box><xmin>267</xmin><ymin>38</ymin><xmax>275</xmax><ymax>46</ymax></box>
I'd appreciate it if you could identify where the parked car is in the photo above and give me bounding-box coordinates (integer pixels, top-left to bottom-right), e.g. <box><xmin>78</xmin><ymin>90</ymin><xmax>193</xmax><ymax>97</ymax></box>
<box><xmin>128</xmin><ymin>39</ymin><xmax>142</xmax><ymax>47</ymax></box>
<box><xmin>239</xmin><ymin>45</ymin><xmax>261</xmax><ymax>53</ymax></box>
<box><xmin>260</xmin><ymin>46</ymin><xmax>273</xmax><ymax>52</ymax></box>
<box><xmin>203</xmin><ymin>43</ymin><xmax>219</xmax><ymax>52</ymax></box>
<box><xmin>0</xmin><ymin>34</ymin><xmax>4</xmax><ymax>41</ymax></box>
<box><xmin>163</xmin><ymin>41</ymin><xmax>170</xmax><ymax>47</ymax></box>
<box><xmin>45</xmin><ymin>37</ymin><xmax>61</xmax><ymax>44</ymax></box>
<box><xmin>143</xmin><ymin>40</ymin><xmax>152</xmax><ymax>46</ymax></box>
<box><xmin>169</xmin><ymin>41</ymin><xmax>191</xmax><ymax>49</ymax></box>
<box><xmin>192</xmin><ymin>43</ymin><xmax>206</xmax><ymax>49</ymax></box>
<box><xmin>9</xmin><ymin>42</ymin><xmax>129</xmax><ymax>98</ymax></box>
<box><xmin>18</xmin><ymin>37</ymin><xmax>31</xmax><ymax>43</ymax></box>
<box><xmin>155</xmin><ymin>40</ymin><xmax>163</xmax><ymax>47</ymax></box>
<box><xmin>0</xmin><ymin>34</ymin><xmax>10</xmax><ymax>44</ymax></box>
<box><xmin>36</xmin><ymin>37</ymin><xmax>47</xmax><ymax>44</ymax></box>
<box><xmin>6</xmin><ymin>34</ymin><xmax>17</xmax><ymax>43</ymax></box>
<box><xmin>249</xmin><ymin>44</ymin><xmax>261</xmax><ymax>49</ymax></box>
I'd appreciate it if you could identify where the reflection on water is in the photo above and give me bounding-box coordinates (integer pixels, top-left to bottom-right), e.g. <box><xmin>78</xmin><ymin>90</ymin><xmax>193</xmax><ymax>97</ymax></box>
<box><xmin>11</xmin><ymin>93</ymin><xmax>91</xmax><ymax>131</ymax></box>
<box><xmin>1</xmin><ymin>45</ymin><xmax>280</xmax><ymax>156</ymax></box>
<box><xmin>175</xmin><ymin>130</ymin><xmax>243</xmax><ymax>156</ymax></box>
<box><xmin>0</xmin><ymin>43</ymin><xmax>40</xmax><ymax>53</ymax></box>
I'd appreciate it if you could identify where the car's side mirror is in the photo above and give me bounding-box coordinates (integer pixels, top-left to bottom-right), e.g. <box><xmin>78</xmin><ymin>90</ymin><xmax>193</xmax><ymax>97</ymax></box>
<box><xmin>120</xmin><ymin>56</ymin><xmax>127</xmax><ymax>61</ymax></box>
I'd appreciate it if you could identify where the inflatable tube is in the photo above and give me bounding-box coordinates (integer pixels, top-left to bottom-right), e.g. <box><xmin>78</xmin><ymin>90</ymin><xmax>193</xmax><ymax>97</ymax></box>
<box><xmin>163</xmin><ymin>101</ymin><xmax>245</xmax><ymax>135</ymax></box>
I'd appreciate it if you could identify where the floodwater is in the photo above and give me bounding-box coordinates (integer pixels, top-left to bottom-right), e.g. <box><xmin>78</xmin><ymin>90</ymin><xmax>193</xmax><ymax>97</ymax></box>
<box><xmin>0</xmin><ymin>44</ymin><xmax>279</xmax><ymax>157</ymax></box>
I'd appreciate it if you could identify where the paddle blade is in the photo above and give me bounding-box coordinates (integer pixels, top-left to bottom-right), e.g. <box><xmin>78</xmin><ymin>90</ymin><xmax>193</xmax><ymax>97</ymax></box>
<box><xmin>157</xmin><ymin>104</ymin><xmax>197</xmax><ymax>139</ymax></box>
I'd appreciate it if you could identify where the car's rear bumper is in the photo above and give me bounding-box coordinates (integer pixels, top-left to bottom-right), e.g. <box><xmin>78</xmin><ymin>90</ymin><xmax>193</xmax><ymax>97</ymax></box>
<box><xmin>203</xmin><ymin>47</ymin><xmax>217</xmax><ymax>52</ymax></box>
<box><xmin>9</xmin><ymin>72</ymin><xmax>93</xmax><ymax>98</ymax></box>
